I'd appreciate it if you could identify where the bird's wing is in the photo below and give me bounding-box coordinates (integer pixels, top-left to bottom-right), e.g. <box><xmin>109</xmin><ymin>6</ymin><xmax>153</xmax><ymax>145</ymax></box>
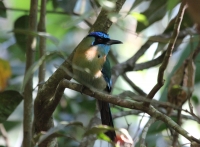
<box><xmin>101</xmin><ymin>57</ymin><xmax>112</xmax><ymax>92</ymax></box>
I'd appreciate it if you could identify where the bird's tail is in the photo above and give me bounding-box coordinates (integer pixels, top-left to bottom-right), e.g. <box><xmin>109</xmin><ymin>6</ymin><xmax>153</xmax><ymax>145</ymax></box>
<box><xmin>98</xmin><ymin>100</ymin><xmax>116</xmax><ymax>141</ymax></box>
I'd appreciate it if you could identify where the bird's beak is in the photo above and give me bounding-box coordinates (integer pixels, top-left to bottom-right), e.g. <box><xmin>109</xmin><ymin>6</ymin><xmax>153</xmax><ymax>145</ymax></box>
<box><xmin>106</xmin><ymin>39</ymin><xmax>123</xmax><ymax>45</ymax></box>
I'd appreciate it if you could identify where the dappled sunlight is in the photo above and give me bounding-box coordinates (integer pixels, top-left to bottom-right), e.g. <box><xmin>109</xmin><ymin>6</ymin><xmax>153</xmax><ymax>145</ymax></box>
<box><xmin>1</xmin><ymin>0</ymin><xmax>200</xmax><ymax>147</ymax></box>
<box><xmin>85</xmin><ymin>46</ymin><xmax>98</xmax><ymax>61</ymax></box>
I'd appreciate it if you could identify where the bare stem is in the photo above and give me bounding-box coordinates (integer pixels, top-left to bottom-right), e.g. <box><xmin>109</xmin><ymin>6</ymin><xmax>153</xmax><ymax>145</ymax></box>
<box><xmin>0</xmin><ymin>124</ymin><xmax>10</xmax><ymax>147</ymax></box>
<box><xmin>38</xmin><ymin>0</ymin><xmax>47</xmax><ymax>86</ymax></box>
<box><xmin>140</xmin><ymin>118</ymin><xmax>156</xmax><ymax>147</ymax></box>
<box><xmin>145</xmin><ymin>1</ymin><xmax>187</xmax><ymax>106</ymax></box>
<box><xmin>23</xmin><ymin>0</ymin><xmax>38</xmax><ymax>146</ymax></box>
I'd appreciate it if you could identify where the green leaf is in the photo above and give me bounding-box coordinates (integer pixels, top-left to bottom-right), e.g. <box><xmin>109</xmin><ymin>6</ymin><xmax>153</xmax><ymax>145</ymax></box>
<box><xmin>192</xmin><ymin>95</ymin><xmax>199</xmax><ymax>105</ymax></box>
<box><xmin>98</xmin><ymin>0</ymin><xmax>116</xmax><ymax>11</ymax></box>
<box><xmin>3</xmin><ymin>121</ymin><xmax>21</xmax><ymax>132</ymax></box>
<box><xmin>97</xmin><ymin>133</ymin><xmax>110</xmax><ymax>141</ymax></box>
<box><xmin>167</xmin><ymin>0</ymin><xmax>180</xmax><ymax>17</ymax></box>
<box><xmin>63</xmin><ymin>12</ymin><xmax>93</xmax><ymax>30</ymax></box>
<box><xmin>153</xmin><ymin>43</ymin><xmax>167</xmax><ymax>58</ymax></box>
<box><xmin>52</xmin><ymin>0</ymin><xmax>59</xmax><ymax>9</ymax></box>
<box><xmin>128</xmin><ymin>0</ymin><xmax>143</xmax><ymax>12</ymax></box>
<box><xmin>54</xmin><ymin>0</ymin><xmax>77</xmax><ymax>13</ymax></box>
<box><xmin>12</xmin><ymin>29</ymin><xmax>59</xmax><ymax>46</ymax></box>
<box><xmin>0</xmin><ymin>1</ymin><xmax>6</xmax><ymax>18</ymax></box>
<box><xmin>164</xmin><ymin>12</ymin><xmax>194</xmax><ymax>34</ymax></box>
<box><xmin>130</xmin><ymin>12</ymin><xmax>148</xmax><ymax>26</ymax></box>
<box><xmin>8</xmin><ymin>44</ymin><xmax>26</xmax><ymax>61</ymax></box>
<box><xmin>136</xmin><ymin>0</ymin><xmax>167</xmax><ymax>32</ymax></box>
<box><xmin>139</xmin><ymin>133</ymin><xmax>161</xmax><ymax>147</ymax></box>
<box><xmin>21</xmin><ymin>51</ymin><xmax>65</xmax><ymax>91</ymax></box>
<box><xmin>147</xmin><ymin>121</ymin><xmax>167</xmax><ymax>134</ymax></box>
<box><xmin>36</xmin><ymin>121</ymin><xmax>83</xmax><ymax>144</ymax></box>
<box><xmin>13</xmin><ymin>15</ymin><xmax>29</xmax><ymax>52</ymax></box>
<box><xmin>84</xmin><ymin>125</ymin><xmax>114</xmax><ymax>139</ymax></box>
<box><xmin>0</xmin><ymin>90</ymin><xmax>23</xmax><ymax>123</ymax></box>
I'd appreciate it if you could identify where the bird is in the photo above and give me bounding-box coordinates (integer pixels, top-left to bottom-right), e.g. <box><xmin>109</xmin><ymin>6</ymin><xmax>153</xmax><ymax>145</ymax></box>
<box><xmin>72</xmin><ymin>31</ymin><xmax>122</xmax><ymax>141</ymax></box>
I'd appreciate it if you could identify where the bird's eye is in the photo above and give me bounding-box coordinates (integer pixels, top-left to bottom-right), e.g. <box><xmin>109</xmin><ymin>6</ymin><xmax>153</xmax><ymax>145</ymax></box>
<box><xmin>97</xmin><ymin>38</ymin><xmax>103</xmax><ymax>43</ymax></box>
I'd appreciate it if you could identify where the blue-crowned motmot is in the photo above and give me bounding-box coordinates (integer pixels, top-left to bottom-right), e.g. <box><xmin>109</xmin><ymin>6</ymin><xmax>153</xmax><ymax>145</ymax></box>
<box><xmin>72</xmin><ymin>31</ymin><xmax>122</xmax><ymax>141</ymax></box>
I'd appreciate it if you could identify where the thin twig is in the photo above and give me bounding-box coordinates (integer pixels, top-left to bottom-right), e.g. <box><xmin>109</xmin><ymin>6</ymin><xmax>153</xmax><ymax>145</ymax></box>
<box><xmin>187</xmin><ymin>97</ymin><xmax>200</xmax><ymax>123</ymax></box>
<box><xmin>0</xmin><ymin>124</ymin><xmax>10</xmax><ymax>147</ymax></box>
<box><xmin>112</xmin><ymin>39</ymin><xmax>153</xmax><ymax>84</ymax></box>
<box><xmin>89</xmin><ymin>0</ymin><xmax>99</xmax><ymax>16</ymax></box>
<box><xmin>118</xmin><ymin>90</ymin><xmax>199</xmax><ymax>122</ymax></box>
<box><xmin>192</xmin><ymin>39</ymin><xmax>200</xmax><ymax>60</ymax></box>
<box><xmin>116</xmin><ymin>24</ymin><xmax>197</xmax><ymax>44</ymax></box>
<box><xmin>62</xmin><ymin>79</ymin><xmax>200</xmax><ymax>144</ymax></box>
<box><xmin>38</xmin><ymin>0</ymin><xmax>47</xmax><ymax>87</ymax></box>
<box><xmin>133</xmin><ymin>52</ymin><xmax>165</xmax><ymax>71</ymax></box>
<box><xmin>139</xmin><ymin>118</ymin><xmax>156</xmax><ymax>147</ymax></box>
<box><xmin>188</xmin><ymin>97</ymin><xmax>195</xmax><ymax>117</ymax></box>
<box><xmin>113</xmin><ymin>110</ymin><xmax>142</xmax><ymax>119</ymax></box>
<box><xmin>73</xmin><ymin>12</ymin><xmax>93</xmax><ymax>27</ymax></box>
<box><xmin>189</xmin><ymin>42</ymin><xmax>200</xmax><ymax>122</ymax></box>
<box><xmin>133</xmin><ymin>113</ymin><xmax>145</xmax><ymax>141</ymax></box>
<box><xmin>112</xmin><ymin>26</ymin><xmax>193</xmax><ymax>85</ymax></box>
<box><xmin>89</xmin><ymin>0</ymin><xmax>126</xmax><ymax>32</ymax></box>
<box><xmin>123</xmin><ymin>74</ymin><xmax>147</xmax><ymax>96</ymax></box>
<box><xmin>79</xmin><ymin>110</ymin><xmax>101</xmax><ymax>147</ymax></box>
<box><xmin>172</xmin><ymin>110</ymin><xmax>181</xmax><ymax>146</ymax></box>
<box><xmin>113</xmin><ymin>109</ymin><xmax>199</xmax><ymax>122</ymax></box>
<box><xmin>145</xmin><ymin>1</ymin><xmax>187</xmax><ymax>107</ymax></box>
<box><xmin>109</xmin><ymin>50</ymin><xmax>147</xmax><ymax>96</ymax></box>
<box><xmin>23</xmin><ymin>0</ymin><xmax>38</xmax><ymax>146</ymax></box>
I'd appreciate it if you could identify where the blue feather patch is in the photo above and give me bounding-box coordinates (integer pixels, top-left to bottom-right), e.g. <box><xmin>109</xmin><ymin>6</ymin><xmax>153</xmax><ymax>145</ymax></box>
<box><xmin>101</xmin><ymin>58</ymin><xmax>112</xmax><ymax>92</ymax></box>
<box><xmin>88</xmin><ymin>31</ymin><xmax>110</xmax><ymax>39</ymax></box>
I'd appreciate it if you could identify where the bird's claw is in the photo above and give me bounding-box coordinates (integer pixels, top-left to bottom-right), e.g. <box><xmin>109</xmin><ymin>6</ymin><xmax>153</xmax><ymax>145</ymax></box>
<box><xmin>80</xmin><ymin>85</ymin><xmax>85</xmax><ymax>94</ymax></box>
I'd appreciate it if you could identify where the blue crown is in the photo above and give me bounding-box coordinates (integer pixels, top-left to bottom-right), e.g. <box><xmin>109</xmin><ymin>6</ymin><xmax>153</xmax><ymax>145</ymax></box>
<box><xmin>88</xmin><ymin>31</ymin><xmax>110</xmax><ymax>39</ymax></box>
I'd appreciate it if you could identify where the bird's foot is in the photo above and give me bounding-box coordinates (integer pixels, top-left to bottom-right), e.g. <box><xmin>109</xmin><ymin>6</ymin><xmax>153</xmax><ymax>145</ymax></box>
<box><xmin>80</xmin><ymin>85</ymin><xmax>85</xmax><ymax>94</ymax></box>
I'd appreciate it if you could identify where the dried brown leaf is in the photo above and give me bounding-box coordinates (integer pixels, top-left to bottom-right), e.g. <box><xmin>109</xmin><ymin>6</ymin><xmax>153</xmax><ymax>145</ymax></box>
<box><xmin>167</xmin><ymin>53</ymin><xmax>196</xmax><ymax>114</ymax></box>
<box><xmin>186</xmin><ymin>0</ymin><xmax>200</xmax><ymax>25</ymax></box>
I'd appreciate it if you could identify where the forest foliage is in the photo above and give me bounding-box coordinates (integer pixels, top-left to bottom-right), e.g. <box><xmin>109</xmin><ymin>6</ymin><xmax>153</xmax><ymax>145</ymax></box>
<box><xmin>0</xmin><ymin>0</ymin><xmax>200</xmax><ymax>147</ymax></box>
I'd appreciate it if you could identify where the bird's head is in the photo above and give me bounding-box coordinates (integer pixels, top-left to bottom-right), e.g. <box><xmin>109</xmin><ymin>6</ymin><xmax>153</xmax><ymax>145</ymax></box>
<box><xmin>87</xmin><ymin>31</ymin><xmax>122</xmax><ymax>46</ymax></box>
<box><xmin>81</xmin><ymin>31</ymin><xmax>122</xmax><ymax>55</ymax></box>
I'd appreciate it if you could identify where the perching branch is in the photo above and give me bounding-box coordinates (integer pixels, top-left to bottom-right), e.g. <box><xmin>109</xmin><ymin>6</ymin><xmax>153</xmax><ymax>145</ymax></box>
<box><xmin>23</xmin><ymin>0</ymin><xmax>38</xmax><ymax>146</ymax></box>
<box><xmin>113</xmin><ymin>91</ymin><xmax>199</xmax><ymax>121</ymax></box>
<box><xmin>61</xmin><ymin>79</ymin><xmax>200</xmax><ymax>144</ymax></box>
<box><xmin>145</xmin><ymin>1</ymin><xmax>187</xmax><ymax>106</ymax></box>
<box><xmin>113</xmin><ymin>108</ymin><xmax>199</xmax><ymax>122</ymax></box>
